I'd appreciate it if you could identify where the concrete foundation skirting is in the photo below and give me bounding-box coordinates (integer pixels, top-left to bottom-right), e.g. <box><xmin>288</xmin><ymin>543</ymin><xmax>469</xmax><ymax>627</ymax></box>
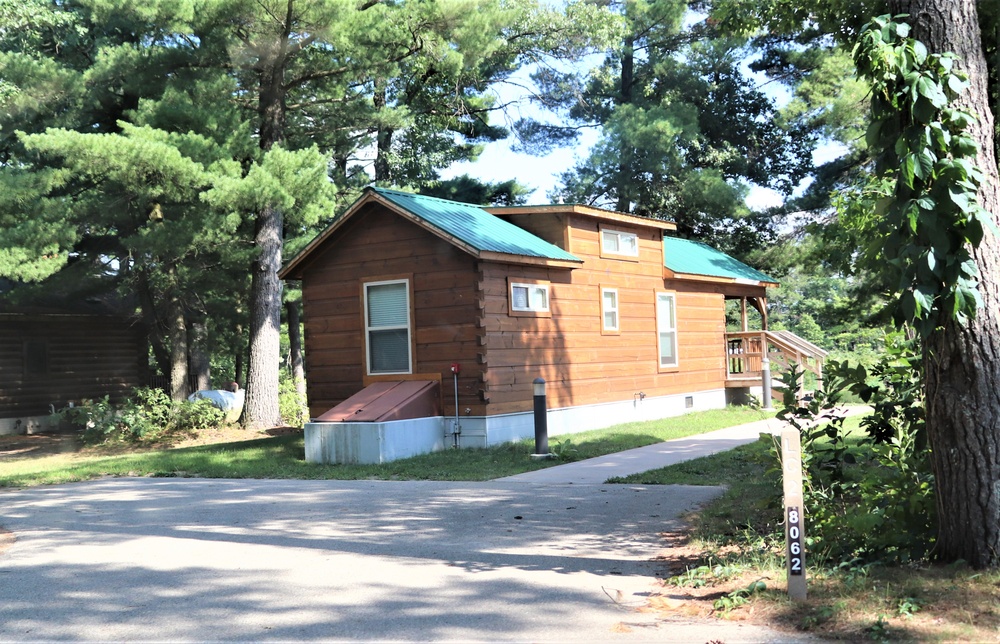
<box><xmin>305</xmin><ymin>417</ymin><xmax>447</xmax><ymax>464</ymax></box>
<box><xmin>305</xmin><ymin>389</ymin><xmax>727</xmax><ymax>464</ymax></box>
<box><xmin>0</xmin><ymin>415</ymin><xmax>63</xmax><ymax>436</ymax></box>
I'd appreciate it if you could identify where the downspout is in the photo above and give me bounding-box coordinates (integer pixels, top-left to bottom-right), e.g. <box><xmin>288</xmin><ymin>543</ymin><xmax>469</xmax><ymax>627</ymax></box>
<box><xmin>450</xmin><ymin>364</ymin><xmax>462</xmax><ymax>447</ymax></box>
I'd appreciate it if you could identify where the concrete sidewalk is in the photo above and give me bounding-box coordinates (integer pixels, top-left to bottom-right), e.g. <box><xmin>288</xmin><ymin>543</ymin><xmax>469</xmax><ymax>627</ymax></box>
<box><xmin>500</xmin><ymin>416</ymin><xmax>786</xmax><ymax>484</ymax></box>
<box><xmin>501</xmin><ymin>406</ymin><xmax>871</xmax><ymax>485</ymax></box>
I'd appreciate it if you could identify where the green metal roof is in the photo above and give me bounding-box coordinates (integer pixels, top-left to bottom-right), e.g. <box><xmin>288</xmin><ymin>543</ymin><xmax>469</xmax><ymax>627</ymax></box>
<box><xmin>663</xmin><ymin>236</ymin><xmax>778</xmax><ymax>284</ymax></box>
<box><xmin>372</xmin><ymin>188</ymin><xmax>581</xmax><ymax>263</ymax></box>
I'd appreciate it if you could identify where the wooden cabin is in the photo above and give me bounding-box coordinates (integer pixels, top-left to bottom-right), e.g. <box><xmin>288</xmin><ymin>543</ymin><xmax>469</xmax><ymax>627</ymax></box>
<box><xmin>280</xmin><ymin>188</ymin><xmax>819</xmax><ymax>460</ymax></box>
<box><xmin>0</xmin><ymin>311</ymin><xmax>145</xmax><ymax>434</ymax></box>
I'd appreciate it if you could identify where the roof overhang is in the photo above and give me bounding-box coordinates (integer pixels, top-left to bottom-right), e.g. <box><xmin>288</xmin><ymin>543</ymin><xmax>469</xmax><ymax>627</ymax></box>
<box><xmin>487</xmin><ymin>204</ymin><xmax>677</xmax><ymax>231</ymax></box>
<box><xmin>663</xmin><ymin>266</ymin><xmax>779</xmax><ymax>289</ymax></box>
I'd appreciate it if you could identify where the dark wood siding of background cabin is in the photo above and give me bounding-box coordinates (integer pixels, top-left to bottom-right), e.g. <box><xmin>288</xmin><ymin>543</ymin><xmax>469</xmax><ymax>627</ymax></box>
<box><xmin>299</xmin><ymin>204</ymin><xmax>482</xmax><ymax>418</ymax></box>
<box><xmin>479</xmin><ymin>213</ymin><xmax>730</xmax><ymax>414</ymax></box>
<box><xmin>0</xmin><ymin>315</ymin><xmax>144</xmax><ymax>418</ymax></box>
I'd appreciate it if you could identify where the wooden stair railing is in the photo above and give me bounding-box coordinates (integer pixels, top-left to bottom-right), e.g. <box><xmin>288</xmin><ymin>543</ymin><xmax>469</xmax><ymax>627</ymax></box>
<box><xmin>726</xmin><ymin>330</ymin><xmax>828</xmax><ymax>403</ymax></box>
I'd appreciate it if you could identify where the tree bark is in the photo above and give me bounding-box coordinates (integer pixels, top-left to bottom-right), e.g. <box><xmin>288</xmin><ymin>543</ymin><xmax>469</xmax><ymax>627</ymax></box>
<box><xmin>188</xmin><ymin>316</ymin><xmax>211</xmax><ymax>391</ymax></box>
<box><xmin>285</xmin><ymin>299</ymin><xmax>308</xmax><ymax>420</ymax></box>
<box><xmin>243</xmin><ymin>198</ymin><xmax>284</xmax><ymax>429</ymax></box>
<box><xmin>285</xmin><ymin>300</ymin><xmax>306</xmax><ymax>392</ymax></box>
<box><xmin>891</xmin><ymin>0</ymin><xmax>1000</xmax><ymax>568</ymax></box>
<box><xmin>136</xmin><ymin>270</ymin><xmax>171</xmax><ymax>378</ymax></box>
<box><xmin>167</xmin><ymin>295</ymin><xmax>190</xmax><ymax>402</ymax></box>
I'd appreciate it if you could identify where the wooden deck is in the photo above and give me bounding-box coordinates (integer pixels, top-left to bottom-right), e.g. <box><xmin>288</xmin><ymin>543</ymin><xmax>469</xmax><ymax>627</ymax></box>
<box><xmin>725</xmin><ymin>330</ymin><xmax>828</xmax><ymax>401</ymax></box>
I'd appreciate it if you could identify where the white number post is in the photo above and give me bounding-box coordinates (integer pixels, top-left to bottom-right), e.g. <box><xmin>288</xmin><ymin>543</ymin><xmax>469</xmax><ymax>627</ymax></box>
<box><xmin>781</xmin><ymin>427</ymin><xmax>807</xmax><ymax>601</ymax></box>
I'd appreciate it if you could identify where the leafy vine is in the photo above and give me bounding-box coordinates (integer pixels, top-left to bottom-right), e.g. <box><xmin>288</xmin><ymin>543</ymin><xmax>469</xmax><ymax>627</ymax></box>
<box><xmin>853</xmin><ymin>14</ymin><xmax>991</xmax><ymax>337</ymax></box>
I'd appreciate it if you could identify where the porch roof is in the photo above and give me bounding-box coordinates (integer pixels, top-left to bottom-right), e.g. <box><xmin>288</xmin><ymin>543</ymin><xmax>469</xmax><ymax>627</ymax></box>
<box><xmin>663</xmin><ymin>237</ymin><xmax>779</xmax><ymax>286</ymax></box>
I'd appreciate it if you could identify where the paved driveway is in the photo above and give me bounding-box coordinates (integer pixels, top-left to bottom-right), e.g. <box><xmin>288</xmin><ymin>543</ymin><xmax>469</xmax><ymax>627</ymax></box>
<box><xmin>0</xmin><ymin>477</ymin><xmax>809</xmax><ymax>642</ymax></box>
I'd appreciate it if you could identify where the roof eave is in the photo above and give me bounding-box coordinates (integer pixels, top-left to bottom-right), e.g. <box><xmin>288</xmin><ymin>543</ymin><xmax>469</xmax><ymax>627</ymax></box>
<box><xmin>663</xmin><ymin>267</ymin><xmax>778</xmax><ymax>288</ymax></box>
<box><xmin>479</xmin><ymin>251</ymin><xmax>582</xmax><ymax>269</ymax></box>
<box><xmin>487</xmin><ymin>204</ymin><xmax>677</xmax><ymax>231</ymax></box>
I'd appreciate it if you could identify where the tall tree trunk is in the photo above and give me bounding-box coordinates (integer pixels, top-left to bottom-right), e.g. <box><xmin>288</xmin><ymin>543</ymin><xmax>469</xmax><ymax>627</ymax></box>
<box><xmin>892</xmin><ymin>0</ymin><xmax>1000</xmax><ymax>568</ymax></box>
<box><xmin>243</xmin><ymin>22</ymin><xmax>289</xmax><ymax>429</ymax></box>
<box><xmin>188</xmin><ymin>316</ymin><xmax>211</xmax><ymax>391</ymax></box>
<box><xmin>168</xmin><ymin>295</ymin><xmax>190</xmax><ymax>402</ymax></box>
<box><xmin>373</xmin><ymin>82</ymin><xmax>393</xmax><ymax>183</ymax></box>
<box><xmin>244</xmin><ymin>199</ymin><xmax>284</xmax><ymax>429</ymax></box>
<box><xmin>285</xmin><ymin>299</ymin><xmax>308</xmax><ymax>420</ymax></box>
<box><xmin>285</xmin><ymin>300</ymin><xmax>306</xmax><ymax>393</ymax></box>
<box><xmin>136</xmin><ymin>270</ymin><xmax>171</xmax><ymax>378</ymax></box>
<box><xmin>616</xmin><ymin>34</ymin><xmax>635</xmax><ymax>213</ymax></box>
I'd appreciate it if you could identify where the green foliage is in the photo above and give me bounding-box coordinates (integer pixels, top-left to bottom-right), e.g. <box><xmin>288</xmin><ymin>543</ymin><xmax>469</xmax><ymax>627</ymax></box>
<box><xmin>0</xmin><ymin>0</ymin><xmax>611</xmax><ymax>420</ymax></box>
<box><xmin>713</xmin><ymin>579</ymin><xmax>767</xmax><ymax>613</ymax></box>
<box><xmin>853</xmin><ymin>15</ymin><xmax>992</xmax><ymax>336</ymax></box>
<box><xmin>61</xmin><ymin>387</ymin><xmax>225</xmax><ymax>445</ymax></box>
<box><xmin>776</xmin><ymin>340</ymin><xmax>935</xmax><ymax>565</ymax></box>
<box><xmin>548</xmin><ymin>437</ymin><xmax>579</xmax><ymax>461</ymax></box>
<box><xmin>418</xmin><ymin>174</ymin><xmax>530</xmax><ymax>206</ymax></box>
<box><xmin>278</xmin><ymin>378</ymin><xmax>307</xmax><ymax>429</ymax></box>
<box><xmin>667</xmin><ymin>562</ymin><xmax>744</xmax><ymax>588</ymax></box>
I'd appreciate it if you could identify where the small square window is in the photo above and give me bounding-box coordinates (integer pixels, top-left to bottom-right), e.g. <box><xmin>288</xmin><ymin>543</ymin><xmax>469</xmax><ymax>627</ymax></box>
<box><xmin>511</xmin><ymin>282</ymin><xmax>549</xmax><ymax>312</ymax></box>
<box><xmin>601</xmin><ymin>229</ymin><xmax>639</xmax><ymax>258</ymax></box>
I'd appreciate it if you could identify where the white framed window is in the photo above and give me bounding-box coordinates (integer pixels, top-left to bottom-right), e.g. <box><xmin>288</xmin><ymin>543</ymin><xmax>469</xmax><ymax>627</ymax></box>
<box><xmin>601</xmin><ymin>287</ymin><xmax>619</xmax><ymax>332</ymax></box>
<box><xmin>364</xmin><ymin>279</ymin><xmax>412</xmax><ymax>375</ymax></box>
<box><xmin>601</xmin><ymin>228</ymin><xmax>639</xmax><ymax>257</ymax></box>
<box><xmin>510</xmin><ymin>282</ymin><xmax>550</xmax><ymax>313</ymax></box>
<box><xmin>656</xmin><ymin>292</ymin><xmax>678</xmax><ymax>369</ymax></box>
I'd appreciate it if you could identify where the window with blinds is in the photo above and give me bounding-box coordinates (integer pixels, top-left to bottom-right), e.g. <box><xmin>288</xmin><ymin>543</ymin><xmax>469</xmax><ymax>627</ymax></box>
<box><xmin>365</xmin><ymin>280</ymin><xmax>412</xmax><ymax>374</ymax></box>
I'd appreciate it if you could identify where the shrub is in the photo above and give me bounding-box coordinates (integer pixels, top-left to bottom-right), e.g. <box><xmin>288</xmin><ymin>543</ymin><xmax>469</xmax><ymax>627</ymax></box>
<box><xmin>278</xmin><ymin>377</ymin><xmax>308</xmax><ymax>428</ymax></box>
<box><xmin>776</xmin><ymin>333</ymin><xmax>935</xmax><ymax>565</ymax></box>
<box><xmin>62</xmin><ymin>387</ymin><xmax>226</xmax><ymax>445</ymax></box>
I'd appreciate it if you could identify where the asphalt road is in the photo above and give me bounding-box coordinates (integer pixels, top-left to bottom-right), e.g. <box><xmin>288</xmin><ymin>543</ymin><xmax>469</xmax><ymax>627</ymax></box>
<box><xmin>0</xmin><ymin>477</ymin><xmax>817</xmax><ymax>642</ymax></box>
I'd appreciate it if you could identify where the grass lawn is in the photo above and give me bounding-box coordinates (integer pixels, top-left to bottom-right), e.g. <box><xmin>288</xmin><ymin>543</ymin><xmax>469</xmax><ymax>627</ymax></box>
<box><xmin>622</xmin><ymin>414</ymin><xmax>1000</xmax><ymax>643</ymax></box>
<box><xmin>0</xmin><ymin>405</ymin><xmax>772</xmax><ymax>488</ymax></box>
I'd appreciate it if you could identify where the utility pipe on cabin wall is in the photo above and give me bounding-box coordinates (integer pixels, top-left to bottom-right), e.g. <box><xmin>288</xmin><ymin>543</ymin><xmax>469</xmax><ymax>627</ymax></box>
<box><xmin>450</xmin><ymin>364</ymin><xmax>462</xmax><ymax>447</ymax></box>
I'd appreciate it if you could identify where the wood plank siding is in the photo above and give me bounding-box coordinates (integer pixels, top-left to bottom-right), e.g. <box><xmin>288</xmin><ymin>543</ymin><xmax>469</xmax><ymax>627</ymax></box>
<box><xmin>0</xmin><ymin>314</ymin><xmax>144</xmax><ymax>418</ymax></box>
<box><xmin>479</xmin><ymin>214</ymin><xmax>728</xmax><ymax>413</ymax></box>
<box><xmin>299</xmin><ymin>204</ymin><xmax>483</xmax><ymax>418</ymax></box>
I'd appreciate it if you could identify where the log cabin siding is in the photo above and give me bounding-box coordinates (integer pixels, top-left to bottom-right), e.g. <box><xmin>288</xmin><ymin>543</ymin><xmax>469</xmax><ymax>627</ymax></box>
<box><xmin>300</xmin><ymin>204</ymin><xmax>482</xmax><ymax>418</ymax></box>
<box><xmin>0</xmin><ymin>314</ymin><xmax>144</xmax><ymax>418</ymax></box>
<box><xmin>478</xmin><ymin>214</ymin><xmax>728</xmax><ymax>413</ymax></box>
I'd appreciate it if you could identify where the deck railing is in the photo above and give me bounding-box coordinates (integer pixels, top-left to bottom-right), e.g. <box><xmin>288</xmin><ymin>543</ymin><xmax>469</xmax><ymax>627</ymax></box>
<box><xmin>726</xmin><ymin>330</ymin><xmax>828</xmax><ymax>400</ymax></box>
